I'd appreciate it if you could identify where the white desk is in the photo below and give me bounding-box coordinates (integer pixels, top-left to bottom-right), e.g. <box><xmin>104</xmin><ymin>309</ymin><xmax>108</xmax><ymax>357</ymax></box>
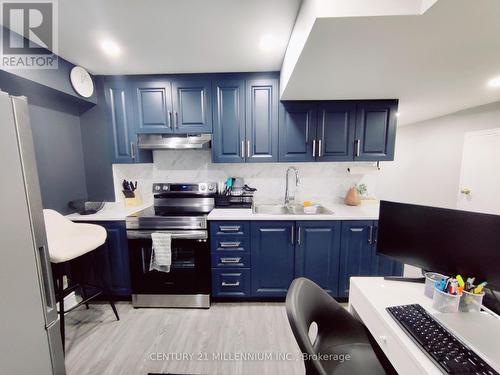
<box><xmin>348</xmin><ymin>277</ymin><xmax>500</xmax><ymax>375</ymax></box>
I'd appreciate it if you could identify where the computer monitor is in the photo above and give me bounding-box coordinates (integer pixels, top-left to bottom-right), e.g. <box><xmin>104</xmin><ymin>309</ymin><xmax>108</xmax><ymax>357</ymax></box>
<box><xmin>377</xmin><ymin>201</ymin><xmax>500</xmax><ymax>291</ymax></box>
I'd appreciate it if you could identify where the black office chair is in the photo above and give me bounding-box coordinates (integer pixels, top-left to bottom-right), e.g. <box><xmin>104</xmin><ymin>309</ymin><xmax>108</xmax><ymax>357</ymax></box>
<box><xmin>286</xmin><ymin>277</ymin><xmax>391</xmax><ymax>375</ymax></box>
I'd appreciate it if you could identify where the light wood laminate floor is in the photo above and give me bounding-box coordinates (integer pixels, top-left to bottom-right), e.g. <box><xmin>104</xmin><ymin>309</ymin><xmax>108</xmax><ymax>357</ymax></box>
<box><xmin>65</xmin><ymin>302</ymin><xmax>305</xmax><ymax>375</ymax></box>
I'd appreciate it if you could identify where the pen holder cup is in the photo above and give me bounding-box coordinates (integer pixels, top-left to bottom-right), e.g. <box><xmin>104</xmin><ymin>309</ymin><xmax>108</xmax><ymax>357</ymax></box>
<box><xmin>424</xmin><ymin>272</ymin><xmax>447</xmax><ymax>298</ymax></box>
<box><xmin>459</xmin><ymin>290</ymin><xmax>484</xmax><ymax>312</ymax></box>
<box><xmin>433</xmin><ymin>287</ymin><xmax>461</xmax><ymax>313</ymax></box>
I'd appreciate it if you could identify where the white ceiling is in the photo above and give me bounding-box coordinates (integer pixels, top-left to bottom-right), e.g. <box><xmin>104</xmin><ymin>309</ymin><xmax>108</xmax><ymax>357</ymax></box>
<box><xmin>281</xmin><ymin>0</ymin><xmax>500</xmax><ymax>125</ymax></box>
<box><xmin>58</xmin><ymin>0</ymin><xmax>301</xmax><ymax>75</ymax></box>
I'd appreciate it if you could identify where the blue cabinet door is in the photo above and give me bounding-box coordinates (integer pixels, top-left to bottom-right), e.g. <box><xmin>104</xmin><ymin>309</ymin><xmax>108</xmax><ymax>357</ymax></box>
<box><xmin>317</xmin><ymin>101</ymin><xmax>356</xmax><ymax>161</ymax></box>
<box><xmin>98</xmin><ymin>221</ymin><xmax>131</xmax><ymax>297</ymax></box>
<box><xmin>245</xmin><ymin>78</ymin><xmax>279</xmax><ymax>162</ymax></box>
<box><xmin>371</xmin><ymin>221</ymin><xmax>404</xmax><ymax>276</ymax></box>
<box><xmin>212</xmin><ymin>79</ymin><xmax>246</xmax><ymax>163</ymax></box>
<box><xmin>354</xmin><ymin>100</ymin><xmax>398</xmax><ymax>161</ymax></box>
<box><xmin>338</xmin><ymin>221</ymin><xmax>374</xmax><ymax>297</ymax></box>
<box><xmin>295</xmin><ymin>221</ymin><xmax>341</xmax><ymax>296</ymax></box>
<box><xmin>279</xmin><ymin>101</ymin><xmax>317</xmax><ymax>162</ymax></box>
<box><xmin>172</xmin><ymin>78</ymin><xmax>212</xmax><ymax>133</ymax></box>
<box><xmin>130</xmin><ymin>79</ymin><xmax>173</xmax><ymax>134</ymax></box>
<box><xmin>104</xmin><ymin>78</ymin><xmax>152</xmax><ymax>163</ymax></box>
<box><xmin>75</xmin><ymin>221</ymin><xmax>131</xmax><ymax>298</ymax></box>
<box><xmin>251</xmin><ymin>221</ymin><xmax>295</xmax><ymax>297</ymax></box>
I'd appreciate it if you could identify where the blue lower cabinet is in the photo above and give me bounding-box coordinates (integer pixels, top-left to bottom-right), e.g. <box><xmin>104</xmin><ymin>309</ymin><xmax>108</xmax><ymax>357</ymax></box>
<box><xmin>338</xmin><ymin>221</ymin><xmax>374</xmax><ymax>298</ymax></box>
<box><xmin>70</xmin><ymin>220</ymin><xmax>131</xmax><ymax>298</ymax></box>
<box><xmin>250</xmin><ymin>221</ymin><xmax>295</xmax><ymax>297</ymax></box>
<box><xmin>95</xmin><ymin>221</ymin><xmax>131</xmax><ymax>297</ymax></box>
<box><xmin>295</xmin><ymin>221</ymin><xmax>341</xmax><ymax>296</ymax></box>
<box><xmin>212</xmin><ymin>269</ymin><xmax>251</xmax><ymax>297</ymax></box>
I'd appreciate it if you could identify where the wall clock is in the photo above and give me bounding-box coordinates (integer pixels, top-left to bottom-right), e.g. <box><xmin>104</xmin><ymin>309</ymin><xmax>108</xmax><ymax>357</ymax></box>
<box><xmin>70</xmin><ymin>66</ymin><xmax>94</xmax><ymax>98</ymax></box>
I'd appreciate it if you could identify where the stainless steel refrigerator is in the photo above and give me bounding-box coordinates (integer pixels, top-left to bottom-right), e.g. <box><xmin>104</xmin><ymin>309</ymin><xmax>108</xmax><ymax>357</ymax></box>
<box><xmin>0</xmin><ymin>91</ymin><xmax>66</xmax><ymax>374</ymax></box>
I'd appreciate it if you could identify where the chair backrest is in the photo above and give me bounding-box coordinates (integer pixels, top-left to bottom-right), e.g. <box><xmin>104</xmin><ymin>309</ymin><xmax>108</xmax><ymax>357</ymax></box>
<box><xmin>285</xmin><ymin>277</ymin><xmax>371</xmax><ymax>375</ymax></box>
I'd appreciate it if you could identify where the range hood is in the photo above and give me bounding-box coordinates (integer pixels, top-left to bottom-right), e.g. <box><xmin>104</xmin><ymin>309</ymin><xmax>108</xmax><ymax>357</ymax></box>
<box><xmin>137</xmin><ymin>133</ymin><xmax>211</xmax><ymax>150</ymax></box>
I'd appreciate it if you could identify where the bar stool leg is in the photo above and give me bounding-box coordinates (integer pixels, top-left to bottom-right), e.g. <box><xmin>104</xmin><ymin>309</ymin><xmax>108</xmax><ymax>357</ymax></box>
<box><xmin>90</xmin><ymin>247</ymin><xmax>120</xmax><ymax>321</ymax></box>
<box><xmin>55</xmin><ymin>263</ymin><xmax>66</xmax><ymax>352</ymax></box>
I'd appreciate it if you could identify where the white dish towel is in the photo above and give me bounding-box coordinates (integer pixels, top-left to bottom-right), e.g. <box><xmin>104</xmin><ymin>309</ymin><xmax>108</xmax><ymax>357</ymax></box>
<box><xmin>150</xmin><ymin>232</ymin><xmax>172</xmax><ymax>273</ymax></box>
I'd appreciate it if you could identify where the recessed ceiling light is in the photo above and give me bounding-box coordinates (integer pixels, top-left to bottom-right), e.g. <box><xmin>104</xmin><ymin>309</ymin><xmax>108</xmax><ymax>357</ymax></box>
<box><xmin>100</xmin><ymin>39</ymin><xmax>121</xmax><ymax>57</ymax></box>
<box><xmin>258</xmin><ymin>34</ymin><xmax>277</xmax><ymax>52</ymax></box>
<box><xmin>487</xmin><ymin>75</ymin><xmax>500</xmax><ymax>88</ymax></box>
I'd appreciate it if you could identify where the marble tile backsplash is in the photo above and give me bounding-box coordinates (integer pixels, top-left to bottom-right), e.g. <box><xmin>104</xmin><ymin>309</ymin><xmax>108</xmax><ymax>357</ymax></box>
<box><xmin>112</xmin><ymin>150</ymin><xmax>380</xmax><ymax>205</ymax></box>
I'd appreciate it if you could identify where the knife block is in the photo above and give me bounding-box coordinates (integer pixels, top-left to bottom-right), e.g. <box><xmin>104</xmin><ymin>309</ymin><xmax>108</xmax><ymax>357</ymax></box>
<box><xmin>124</xmin><ymin>191</ymin><xmax>142</xmax><ymax>207</ymax></box>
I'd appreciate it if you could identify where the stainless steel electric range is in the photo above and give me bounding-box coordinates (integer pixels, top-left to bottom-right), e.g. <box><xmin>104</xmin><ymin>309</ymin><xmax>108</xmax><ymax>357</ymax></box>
<box><xmin>126</xmin><ymin>182</ymin><xmax>217</xmax><ymax>308</ymax></box>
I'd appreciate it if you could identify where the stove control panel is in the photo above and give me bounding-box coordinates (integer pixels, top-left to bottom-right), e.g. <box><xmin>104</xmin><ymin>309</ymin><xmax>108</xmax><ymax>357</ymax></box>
<box><xmin>152</xmin><ymin>182</ymin><xmax>217</xmax><ymax>195</ymax></box>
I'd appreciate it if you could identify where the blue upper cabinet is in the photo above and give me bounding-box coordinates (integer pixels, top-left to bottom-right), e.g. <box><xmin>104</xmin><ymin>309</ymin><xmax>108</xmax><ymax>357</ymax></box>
<box><xmin>171</xmin><ymin>78</ymin><xmax>212</xmax><ymax>133</ymax></box>
<box><xmin>279</xmin><ymin>101</ymin><xmax>317</xmax><ymax>162</ymax></box>
<box><xmin>130</xmin><ymin>79</ymin><xmax>173</xmax><ymax>133</ymax></box>
<box><xmin>103</xmin><ymin>78</ymin><xmax>152</xmax><ymax>164</ymax></box>
<box><xmin>251</xmin><ymin>221</ymin><xmax>295</xmax><ymax>297</ymax></box>
<box><xmin>245</xmin><ymin>78</ymin><xmax>279</xmax><ymax>163</ymax></box>
<box><xmin>295</xmin><ymin>221</ymin><xmax>341</xmax><ymax>296</ymax></box>
<box><xmin>354</xmin><ymin>100</ymin><xmax>398</xmax><ymax>161</ymax></box>
<box><xmin>317</xmin><ymin>102</ymin><xmax>357</xmax><ymax>161</ymax></box>
<box><xmin>212</xmin><ymin>79</ymin><xmax>246</xmax><ymax>163</ymax></box>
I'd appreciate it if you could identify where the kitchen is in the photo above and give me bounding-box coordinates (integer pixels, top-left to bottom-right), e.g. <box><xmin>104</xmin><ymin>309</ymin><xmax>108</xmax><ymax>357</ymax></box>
<box><xmin>2</xmin><ymin>1</ymin><xmax>500</xmax><ymax>375</ymax></box>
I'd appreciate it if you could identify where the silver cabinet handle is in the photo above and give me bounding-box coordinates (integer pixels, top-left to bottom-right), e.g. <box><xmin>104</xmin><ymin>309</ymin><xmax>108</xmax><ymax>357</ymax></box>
<box><xmin>373</xmin><ymin>226</ymin><xmax>378</xmax><ymax>245</ymax></box>
<box><xmin>368</xmin><ymin>225</ymin><xmax>373</xmax><ymax>245</ymax></box>
<box><xmin>219</xmin><ymin>225</ymin><xmax>241</xmax><ymax>232</ymax></box>
<box><xmin>175</xmin><ymin>111</ymin><xmax>179</xmax><ymax>128</ymax></box>
<box><xmin>247</xmin><ymin>140</ymin><xmax>251</xmax><ymax>158</ymax></box>
<box><xmin>291</xmin><ymin>225</ymin><xmax>294</xmax><ymax>244</ymax></box>
<box><xmin>168</xmin><ymin>111</ymin><xmax>173</xmax><ymax>128</ymax></box>
<box><xmin>220</xmin><ymin>241</ymin><xmax>241</xmax><ymax>248</ymax></box>
<box><xmin>241</xmin><ymin>140</ymin><xmax>245</xmax><ymax>159</ymax></box>
<box><xmin>355</xmin><ymin>139</ymin><xmax>361</xmax><ymax>157</ymax></box>
<box><xmin>130</xmin><ymin>141</ymin><xmax>136</xmax><ymax>159</ymax></box>
<box><xmin>220</xmin><ymin>257</ymin><xmax>242</xmax><ymax>264</ymax></box>
<box><xmin>318</xmin><ymin>139</ymin><xmax>322</xmax><ymax>158</ymax></box>
<box><xmin>297</xmin><ymin>226</ymin><xmax>301</xmax><ymax>245</ymax></box>
<box><xmin>222</xmin><ymin>281</ymin><xmax>240</xmax><ymax>287</ymax></box>
<box><xmin>312</xmin><ymin>139</ymin><xmax>317</xmax><ymax>157</ymax></box>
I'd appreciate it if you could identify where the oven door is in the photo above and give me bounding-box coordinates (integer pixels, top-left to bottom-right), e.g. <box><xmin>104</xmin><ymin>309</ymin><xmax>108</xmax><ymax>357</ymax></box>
<box><xmin>127</xmin><ymin>230</ymin><xmax>211</xmax><ymax>295</ymax></box>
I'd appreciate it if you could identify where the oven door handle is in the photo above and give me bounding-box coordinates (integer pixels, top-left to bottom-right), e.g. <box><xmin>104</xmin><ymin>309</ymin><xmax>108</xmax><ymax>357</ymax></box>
<box><xmin>127</xmin><ymin>230</ymin><xmax>208</xmax><ymax>240</ymax></box>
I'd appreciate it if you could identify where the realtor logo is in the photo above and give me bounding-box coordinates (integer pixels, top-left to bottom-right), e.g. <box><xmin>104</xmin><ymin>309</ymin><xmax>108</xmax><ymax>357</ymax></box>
<box><xmin>1</xmin><ymin>0</ymin><xmax>58</xmax><ymax>69</ymax></box>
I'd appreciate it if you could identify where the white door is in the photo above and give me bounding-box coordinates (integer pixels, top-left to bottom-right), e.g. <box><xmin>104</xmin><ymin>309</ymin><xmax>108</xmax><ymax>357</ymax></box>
<box><xmin>457</xmin><ymin>128</ymin><xmax>500</xmax><ymax>214</ymax></box>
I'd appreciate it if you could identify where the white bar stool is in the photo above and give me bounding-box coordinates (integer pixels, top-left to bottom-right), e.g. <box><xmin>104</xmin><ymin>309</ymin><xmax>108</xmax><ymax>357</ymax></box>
<box><xmin>43</xmin><ymin>209</ymin><xmax>119</xmax><ymax>351</ymax></box>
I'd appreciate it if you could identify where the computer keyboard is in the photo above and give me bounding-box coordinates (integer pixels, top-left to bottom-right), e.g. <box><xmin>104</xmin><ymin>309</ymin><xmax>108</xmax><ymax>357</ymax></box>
<box><xmin>387</xmin><ymin>304</ymin><xmax>499</xmax><ymax>375</ymax></box>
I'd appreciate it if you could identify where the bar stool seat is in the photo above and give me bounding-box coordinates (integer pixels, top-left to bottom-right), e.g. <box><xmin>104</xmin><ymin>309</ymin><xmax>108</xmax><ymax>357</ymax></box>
<box><xmin>44</xmin><ymin>209</ymin><xmax>106</xmax><ymax>263</ymax></box>
<box><xmin>43</xmin><ymin>209</ymin><xmax>119</xmax><ymax>352</ymax></box>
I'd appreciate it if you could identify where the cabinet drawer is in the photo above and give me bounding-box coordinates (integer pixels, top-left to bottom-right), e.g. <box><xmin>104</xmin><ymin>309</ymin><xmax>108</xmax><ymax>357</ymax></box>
<box><xmin>210</xmin><ymin>221</ymin><xmax>249</xmax><ymax>237</ymax></box>
<box><xmin>211</xmin><ymin>236</ymin><xmax>249</xmax><ymax>252</ymax></box>
<box><xmin>212</xmin><ymin>269</ymin><xmax>251</xmax><ymax>297</ymax></box>
<box><xmin>211</xmin><ymin>252</ymin><xmax>250</xmax><ymax>268</ymax></box>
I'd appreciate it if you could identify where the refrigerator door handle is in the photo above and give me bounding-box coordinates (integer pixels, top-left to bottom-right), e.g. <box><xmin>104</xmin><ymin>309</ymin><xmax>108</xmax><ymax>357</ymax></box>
<box><xmin>37</xmin><ymin>245</ymin><xmax>57</xmax><ymax>321</ymax></box>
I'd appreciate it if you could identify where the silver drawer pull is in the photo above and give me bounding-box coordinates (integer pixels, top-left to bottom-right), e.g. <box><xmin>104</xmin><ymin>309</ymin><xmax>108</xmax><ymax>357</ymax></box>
<box><xmin>222</xmin><ymin>281</ymin><xmax>240</xmax><ymax>287</ymax></box>
<box><xmin>220</xmin><ymin>241</ymin><xmax>241</xmax><ymax>248</ymax></box>
<box><xmin>219</xmin><ymin>225</ymin><xmax>241</xmax><ymax>232</ymax></box>
<box><xmin>220</xmin><ymin>257</ymin><xmax>242</xmax><ymax>264</ymax></box>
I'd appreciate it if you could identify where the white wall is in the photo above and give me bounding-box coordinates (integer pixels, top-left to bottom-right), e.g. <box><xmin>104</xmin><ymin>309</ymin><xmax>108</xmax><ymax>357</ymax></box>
<box><xmin>377</xmin><ymin>101</ymin><xmax>500</xmax><ymax>209</ymax></box>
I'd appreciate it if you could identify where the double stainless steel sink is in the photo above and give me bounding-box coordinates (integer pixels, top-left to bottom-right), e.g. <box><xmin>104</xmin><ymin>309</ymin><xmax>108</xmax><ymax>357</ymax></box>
<box><xmin>253</xmin><ymin>203</ymin><xmax>334</xmax><ymax>215</ymax></box>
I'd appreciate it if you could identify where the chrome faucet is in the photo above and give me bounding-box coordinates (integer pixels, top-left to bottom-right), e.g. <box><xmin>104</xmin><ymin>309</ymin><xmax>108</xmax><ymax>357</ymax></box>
<box><xmin>284</xmin><ymin>167</ymin><xmax>300</xmax><ymax>206</ymax></box>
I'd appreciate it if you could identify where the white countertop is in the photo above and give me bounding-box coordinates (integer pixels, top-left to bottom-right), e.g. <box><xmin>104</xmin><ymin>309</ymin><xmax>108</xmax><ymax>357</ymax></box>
<box><xmin>207</xmin><ymin>201</ymin><xmax>380</xmax><ymax>221</ymax></box>
<box><xmin>66</xmin><ymin>202</ymin><xmax>149</xmax><ymax>222</ymax></box>
<box><xmin>67</xmin><ymin>200</ymin><xmax>379</xmax><ymax>222</ymax></box>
